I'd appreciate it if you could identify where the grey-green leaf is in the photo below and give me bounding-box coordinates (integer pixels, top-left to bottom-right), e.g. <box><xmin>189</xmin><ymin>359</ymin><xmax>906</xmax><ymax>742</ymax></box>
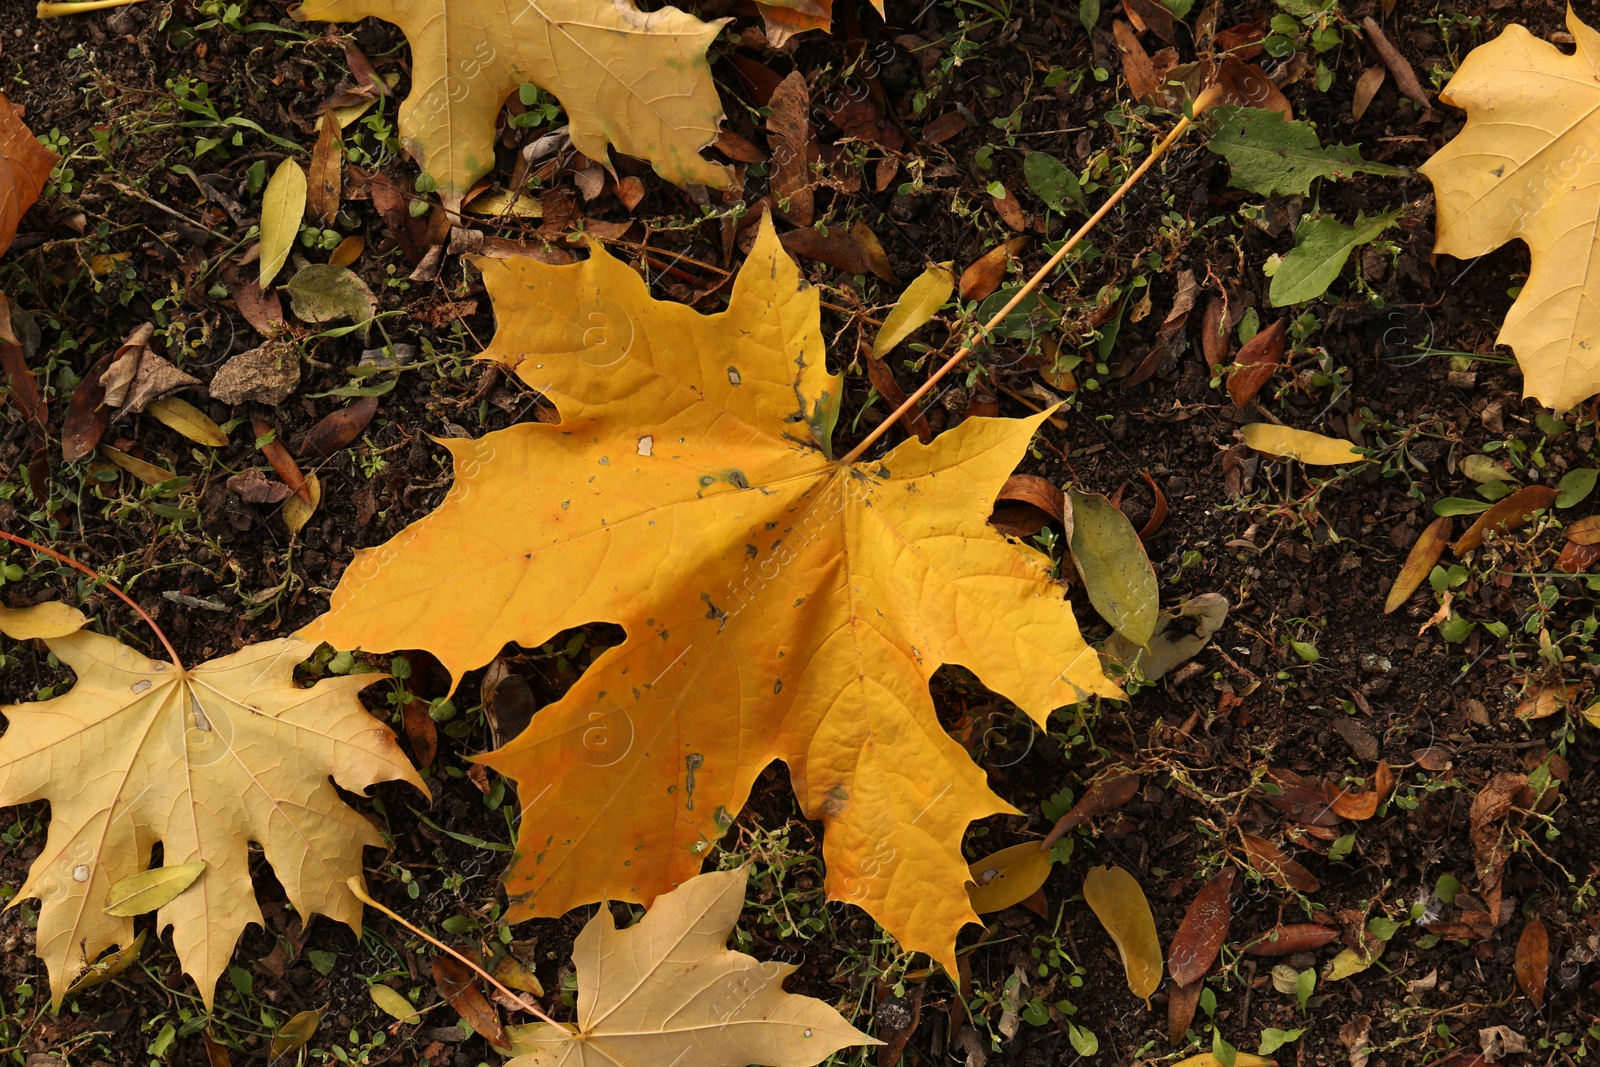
<box><xmin>1023</xmin><ymin>153</ymin><xmax>1084</xmax><ymax>214</ymax></box>
<box><xmin>104</xmin><ymin>861</ymin><xmax>206</xmax><ymax>917</ymax></box>
<box><xmin>285</xmin><ymin>264</ymin><xmax>378</xmax><ymax>330</ymax></box>
<box><xmin>1066</xmin><ymin>488</ymin><xmax>1160</xmax><ymax>647</ymax></box>
<box><xmin>1208</xmin><ymin>107</ymin><xmax>1404</xmax><ymax>197</ymax></box>
<box><xmin>1556</xmin><ymin>468</ymin><xmax>1598</xmax><ymax>508</ymax></box>
<box><xmin>1269</xmin><ymin>211</ymin><xmax>1398</xmax><ymax>307</ymax></box>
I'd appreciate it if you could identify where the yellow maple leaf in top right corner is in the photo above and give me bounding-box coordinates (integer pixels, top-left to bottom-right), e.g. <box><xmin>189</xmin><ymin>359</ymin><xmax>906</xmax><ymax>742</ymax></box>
<box><xmin>1420</xmin><ymin>7</ymin><xmax>1600</xmax><ymax>411</ymax></box>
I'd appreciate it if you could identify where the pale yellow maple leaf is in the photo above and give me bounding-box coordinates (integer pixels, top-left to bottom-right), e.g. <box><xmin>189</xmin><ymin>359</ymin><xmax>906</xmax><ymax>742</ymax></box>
<box><xmin>293</xmin><ymin>0</ymin><xmax>732</xmax><ymax>206</ymax></box>
<box><xmin>300</xmin><ymin>215</ymin><xmax>1118</xmax><ymax>972</ymax></box>
<box><xmin>505</xmin><ymin>867</ymin><xmax>876</xmax><ymax>1066</ymax></box>
<box><xmin>0</xmin><ymin>604</ymin><xmax>424</xmax><ymax>1006</ymax></box>
<box><xmin>1420</xmin><ymin>8</ymin><xmax>1600</xmax><ymax>410</ymax></box>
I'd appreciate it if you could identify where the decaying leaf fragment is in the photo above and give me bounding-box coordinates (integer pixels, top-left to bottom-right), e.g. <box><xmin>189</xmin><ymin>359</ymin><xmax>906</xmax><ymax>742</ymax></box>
<box><xmin>301</xmin><ymin>216</ymin><xmax>1118</xmax><ymax>974</ymax></box>
<box><xmin>1419</xmin><ymin>8</ymin><xmax>1600</xmax><ymax>410</ymax></box>
<box><xmin>505</xmin><ymin>868</ymin><xmax>876</xmax><ymax>1066</ymax></box>
<box><xmin>0</xmin><ymin>605</ymin><xmax>424</xmax><ymax>1006</ymax></box>
<box><xmin>294</xmin><ymin>0</ymin><xmax>732</xmax><ymax>205</ymax></box>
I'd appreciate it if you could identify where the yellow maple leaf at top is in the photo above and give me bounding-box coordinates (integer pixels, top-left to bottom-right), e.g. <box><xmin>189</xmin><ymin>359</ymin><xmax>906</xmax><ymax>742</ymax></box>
<box><xmin>301</xmin><ymin>215</ymin><xmax>1117</xmax><ymax>971</ymax></box>
<box><xmin>0</xmin><ymin>604</ymin><xmax>423</xmax><ymax>1007</ymax></box>
<box><xmin>293</xmin><ymin>0</ymin><xmax>732</xmax><ymax>206</ymax></box>
<box><xmin>1420</xmin><ymin>7</ymin><xmax>1600</xmax><ymax>411</ymax></box>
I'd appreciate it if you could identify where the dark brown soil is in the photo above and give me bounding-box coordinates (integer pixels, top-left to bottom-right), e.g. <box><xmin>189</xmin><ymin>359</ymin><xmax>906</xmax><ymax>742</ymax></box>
<box><xmin>1</xmin><ymin>0</ymin><xmax>1595</xmax><ymax>1064</ymax></box>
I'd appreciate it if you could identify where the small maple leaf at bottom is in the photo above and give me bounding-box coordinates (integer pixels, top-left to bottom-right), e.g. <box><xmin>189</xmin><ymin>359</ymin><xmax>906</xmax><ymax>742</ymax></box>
<box><xmin>300</xmin><ymin>214</ymin><xmax>1120</xmax><ymax>972</ymax></box>
<box><xmin>505</xmin><ymin>867</ymin><xmax>878</xmax><ymax>1067</ymax></box>
<box><xmin>1419</xmin><ymin>8</ymin><xmax>1600</xmax><ymax>410</ymax></box>
<box><xmin>0</xmin><ymin>603</ymin><xmax>424</xmax><ymax>1007</ymax></box>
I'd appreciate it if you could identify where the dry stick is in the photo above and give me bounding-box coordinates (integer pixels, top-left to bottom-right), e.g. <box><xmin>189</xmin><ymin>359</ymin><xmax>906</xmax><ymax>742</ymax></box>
<box><xmin>840</xmin><ymin>86</ymin><xmax>1225</xmax><ymax>467</ymax></box>
<box><xmin>344</xmin><ymin>877</ymin><xmax>566</xmax><ymax>1030</ymax></box>
<box><xmin>0</xmin><ymin>530</ymin><xmax>184</xmax><ymax>668</ymax></box>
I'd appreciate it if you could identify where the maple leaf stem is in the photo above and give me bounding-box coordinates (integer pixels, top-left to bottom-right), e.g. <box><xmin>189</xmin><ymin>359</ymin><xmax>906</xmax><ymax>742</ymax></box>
<box><xmin>840</xmin><ymin>86</ymin><xmax>1224</xmax><ymax>467</ymax></box>
<box><xmin>0</xmin><ymin>530</ymin><xmax>184</xmax><ymax>668</ymax></box>
<box><xmin>344</xmin><ymin>876</ymin><xmax>567</xmax><ymax>1030</ymax></box>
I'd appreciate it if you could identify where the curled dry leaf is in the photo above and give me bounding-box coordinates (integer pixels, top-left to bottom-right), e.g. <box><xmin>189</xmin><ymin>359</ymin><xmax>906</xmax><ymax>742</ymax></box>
<box><xmin>432</xmin><ymin>956</ymin><xmax>510</xmax><ymax>1050</ymax></box>
<box><xmin>990</xmin><ymin>474</ymin><xmax>1064</xmax><ymax>538</ymax></box>
<box><xmin>504</xmin><ymin>868</ymin><xmax>876</xmax><ymax>1066</ymax></box>
<box><xmin>1228</xmin><ymin>318</ymin><xmax>1285</xmax><ymax>407</ymax></box>
<box><xmin>1102</xmin><ymin>593</ymin><xmax>1229</xmax><ymax>683</ymax></box>
<box><xmin>1453</xmin><ymin>485</ymin><xmax>1559</xmax><ymax>553</ymax></box>
<box><xmin>1240</xmin><ymin>424</ymin><xmax>1365</xmax><ymax>466</ymax></box>
<box><xmin>1066</xmin><ymin>487</ymin><xmax>1160</xmax><ymax>647</ymax></box>
<box><xmin>767</xmin><ymin>72</ymin><xmax>819</xmax><ymax>227</ymax></box>
<box><xmin>873</xmin><ymin>264</ymin><xmax>954</xmax><ymax>359</ymax></box>
<box><xmin>0</xmin><ymin>606</ymin><xmax>422</xmax><ymax>1006</ymax></box>
<box><xmin>967</xmin><ymin>843</ymin><xmax>1053</xmax><ymax>915</ymax></box>
<box><xmin>1082</xmin><ymin>865</ymin><xmax>1163</xmax><ymax>1007</ymax></box>
<box><xmin>1168</xmin><ymin>867</ymin><xmax>1236</xmax><ymax>987</ymax></box>
<box><xmin>293</xmin><ymin>0</ymin><xmax>731</xmax><ymax>205</ymax></box>
<box><xmin>1263</xmin><ymin>767</ymin><xmax>1341</xmax><ymax>827</ymax></box>
<box><xmin>1326</xmin><ymin>761</ymin><xmax>1394</xmax><ymax>821</ymax></box>
<box><xmin>960</xmin><ymin>237</ymin><xmax>1029</xmax><ymax>302</ymax></box>
<box><xmin>1514</xmin><ymin>917</ymin><xmax>1548</xmax><ymax>1008</ymax></box>
<box><xmin>227</xmin><ymin>469</ymin><xmax>295</xmax><ymax>505</ymax></box>
<box><xmin>1386</xmin><ymin>516</ymin><xmax>1451</xmax><ymax>613</ymax></box>
<box><xmin>1241</xmin><ymin>832</ymin><xmax>1320</xmax><ymax>893</ymax></box>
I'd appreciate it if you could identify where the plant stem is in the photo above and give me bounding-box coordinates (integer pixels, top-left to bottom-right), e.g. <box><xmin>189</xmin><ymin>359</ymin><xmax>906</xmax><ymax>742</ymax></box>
<box><xmin>36</xmin><ymin>0</ymin><xmax>145</xmax><ymax>16</ymax></box>
<box><xmin>0</xmin><ymin>530</ymin><xmax>184</xmax><ymax>668</ymax></box>
<box><xmin>841</xmin><ymin>86</ymin><xmax>1224</xmax><ymax>467</ymax></box>
<box><xmin>344</xmin><ymin>877</ymin><xmax>566</xmax><ymax>1030</ymax></box>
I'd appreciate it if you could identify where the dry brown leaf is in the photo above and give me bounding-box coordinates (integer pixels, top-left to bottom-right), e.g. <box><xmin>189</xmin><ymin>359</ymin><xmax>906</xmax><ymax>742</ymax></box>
<box><xmin>0</xmin><ymin>604</ymin><xmax>423</xmax><ymax>1007</ymax></box>
<box><xmin>0</xmin><ymin>93</ymin><xmax>57</xmax><ymax>257</ymax></box>
<box><xmin>301</xmin><ymin>216</ymin><xmax>1117</xmax><ymax>976</ymax></box>
<box><xmin>1214</xmin><ymin>57</ymin><xmax>1292</xmax><ymax>117</ymax></box>
<box><xmin>1041</xmin><ymin>768</ymin><xmax>1140</xmax><ymax>849</ymax></box>
<box><xmin>1386</xmin><ymin>516</ymin><xmax>1451</xmax><ymax>613</ymax></box>
<box><xmin>1167</xmin><ymin>978</ymin><xmax>1202</xmax><ymax>1044</ymax></box>
<box><xmin>1168</xmin><ymin>867</ymin><xmax>1235</xmax><ymax>986</ymax></box>
<box><xmin>293</xmin><ymin>0</ymin><xmax>732</xmax><ymax>206</ymax></box>
<box><xmin>1241</xmin><ymin>922</ymin><xmax>1339</xmax><ymax>956</ymax></box>
<box><xmin>1352</xmin><ymin>65</ymin><xmax>1387</xmax><ymax>120</ymax></box>
<box><xmin>1326</xmin><ymin>761</ymin><xmax>1394</xmax><ymax>821</ymax></box>
<box><xmin>1559</xmin><ymin>539</ymin><xmax>1600</xmax><ymax>572</ymax></box>
<box><xmin>1241</xmin><ymin>832</ymin><xmax>1320</xmax><ymax>892</ymax></box>
<box><xmin>1114</xmin><ymin>21</ymin><xmax>1161</xmax><ymax>104</ymax></box>
<box><xmin>308</xmin><ymin>118</ymin><xmax>343</xmax><ymax>227</ymax></box>
<box><xmin>1514</xmin><ymin>917</ymin><xmax>1548</xmax><ymax>1008</ymax></box>
<box><xmin>1228</xmin><ymin>318</ymin><xmax>1285</xmax><ymax>407</ymax></box>
<box><xmin>432</xmin><ymin>956</ymin><xmax>511</xmax><ymax>1050</ymax></box>
<box><xmin>1453</xmin><ymin>485</ymin><xmax>1559</xmax><ymax>554</ymax></box>
<box><xmin>252</xmin><ymin>413</ymin><xmax>313</xmax><ymax>504</ymax></box>
<box><xmin>780</xmin><ymin>226</ymin><xmax>875</xmax><ymax>275</ymax></box>
<box><xmin>768</xmin><ymin>72</ymin><xmax>819</xmax><ymax>227</ymax></box>
<box><xmin>504</xmin><ymin>868</ymin><xmax>875</xmax><ymax>1066</ymax></box>
<box><xmin>61</xmin><ymin>352</ymin><xmax>115</xmax><ymax>463</ymax></box>
<box><xmin>959</xmin><ymin>237</ymin><xmax>1029</xmax><ymax>302</ymax></box>
<box><xmin>299</xmin><ymin>395</ymin><xmax>380</xmax><ymax>458</ymax></box>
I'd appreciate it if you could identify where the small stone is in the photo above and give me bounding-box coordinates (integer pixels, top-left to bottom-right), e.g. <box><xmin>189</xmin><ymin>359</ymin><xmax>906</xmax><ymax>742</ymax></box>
<box><xmin>209</xmin><ymin>340</ymin><xmax>300</xmax><ymax>406</ymax></box>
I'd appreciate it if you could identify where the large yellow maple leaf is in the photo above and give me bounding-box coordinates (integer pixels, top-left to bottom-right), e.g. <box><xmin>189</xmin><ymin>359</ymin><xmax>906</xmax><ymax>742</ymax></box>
<box><xmin>300</xmin><ymin>216</ymin><xmax>1117</xmax><ymax>971</ymax></box>
<box><xmin>505</xmin><ymin>867</ymin><xmax>875</xmax><ymax>1066</ymax></box>
<box><xmin>1420</xmin><ymin>8</ymin><xmax>1600</xmax><ymax>411</ymax></box>
<box><xmin>0</xmin><ymin>603</ymin><xmax>423</xmax><ymax>1006</ymax></box>
<box><xmin>293</xmin><ymin>0</ymin><xmax>732</xmax><ymax>206</ymax></box>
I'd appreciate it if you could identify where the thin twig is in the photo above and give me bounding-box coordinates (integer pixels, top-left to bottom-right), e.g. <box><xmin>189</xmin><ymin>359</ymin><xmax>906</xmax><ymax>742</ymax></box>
<box><xmin>0</xmin><ymin>531</ymin><xmax>184</xmax><ymax>668</ymax></box>
<box><xmin>840</xmin><ymin>86</ymin><xmax>1224</xmax><ymax>466</ymax></box>
<box><xmin>344</xmin><ymin>877</ymin><xmax>567</xmax><ymax>1030</ymax></box>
